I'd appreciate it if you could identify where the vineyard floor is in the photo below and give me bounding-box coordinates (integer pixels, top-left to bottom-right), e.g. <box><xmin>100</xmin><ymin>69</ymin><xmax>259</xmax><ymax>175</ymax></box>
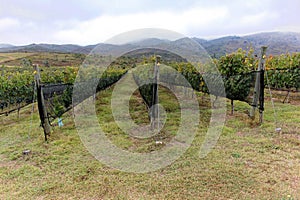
<box><xmin>0</xmin><ymin>87</ymin><xmax>299</xmax><ymax>199</ymax></box>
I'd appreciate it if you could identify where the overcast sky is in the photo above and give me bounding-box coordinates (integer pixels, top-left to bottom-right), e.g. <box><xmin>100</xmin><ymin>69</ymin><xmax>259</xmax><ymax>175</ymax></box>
<box><xmin>1</xmin><ymin>0</ymin><xmax>300</xmax><ymax>45</ymax></box>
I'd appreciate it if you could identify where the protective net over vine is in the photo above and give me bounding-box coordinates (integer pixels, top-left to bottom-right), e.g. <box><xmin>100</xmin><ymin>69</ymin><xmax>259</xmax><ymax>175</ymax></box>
<box><xmin>42</xmin><ymin>71</ymin><xmax>126</xmax><ymax>122</ymax></box>
<box><xmin>133</xmin><ymin>63</ymin><xmax>263</xmax><ymax>109</ymax></box>
<box><xmin>203</xmin><ymin>71</ymin><xmax>262</xmax><ymax>106</ymax></box>
<box><xmin>42</xmin><ymin>83</ymin><xmax>73</xmax><ymax>121</ymax></box>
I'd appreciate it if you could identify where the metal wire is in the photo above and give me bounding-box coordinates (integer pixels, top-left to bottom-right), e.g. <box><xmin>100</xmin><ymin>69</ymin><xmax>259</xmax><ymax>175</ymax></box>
<box><xmin>28</xmin><ymin>81</ymin><xmax>37</xmax><ymax>139</ymax></box>
<box><xmin>265</xmin><ymin>70</ymin><xmax>281</xmax><ymax>132</ymax></box>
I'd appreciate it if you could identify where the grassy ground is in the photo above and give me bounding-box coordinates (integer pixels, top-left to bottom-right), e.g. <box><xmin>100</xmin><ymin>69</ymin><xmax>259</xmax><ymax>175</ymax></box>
<box><xmin>0</xmin><ymin>85</ymin><xmax>299</xmax><ymax>199</ymax></box>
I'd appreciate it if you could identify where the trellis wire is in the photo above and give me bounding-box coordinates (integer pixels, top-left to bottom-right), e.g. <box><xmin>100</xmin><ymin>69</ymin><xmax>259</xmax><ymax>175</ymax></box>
<box><xmin>265</xmin><ymin>69</ymin><xmax>281</xmax><ymax>132</ymax></box>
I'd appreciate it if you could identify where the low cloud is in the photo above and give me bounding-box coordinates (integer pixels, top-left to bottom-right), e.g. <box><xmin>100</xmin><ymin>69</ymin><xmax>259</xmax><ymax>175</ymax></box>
<box><xmin>54</xmin><ymin>6</ymin><xmax>229</xmax><ymax>44</ymax></box>
<box><xmin>0</xmin><ymin>0</ymin><xmax>300</xmax><ymax>45</ymax></box>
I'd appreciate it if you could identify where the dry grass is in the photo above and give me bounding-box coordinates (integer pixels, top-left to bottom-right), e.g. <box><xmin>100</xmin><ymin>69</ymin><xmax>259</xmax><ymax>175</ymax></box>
<box><xmin>0</xmin><ymin>86</ymin><xmax>299</xmax><ymax>199</ymax></box>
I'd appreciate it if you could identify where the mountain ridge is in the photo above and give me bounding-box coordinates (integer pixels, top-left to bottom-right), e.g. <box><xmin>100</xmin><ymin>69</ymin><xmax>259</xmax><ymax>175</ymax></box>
<box><xmin>1</xmin><ymin>32</ymin><xmax>300</xmax><ymax>57</ymax></box>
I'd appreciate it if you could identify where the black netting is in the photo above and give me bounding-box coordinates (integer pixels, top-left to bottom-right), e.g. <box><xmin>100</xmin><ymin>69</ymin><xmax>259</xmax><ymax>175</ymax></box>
<box><xmin>133</xmin><ymin>65</ymin><xmax>262</xmax><ymax>108</ymax></box>
<box><xmin>42</xmin><ymin>83</ymin><xmax>73</xmax><ymax>121</ymax></box>
<box><xmin>42</xmin><ymin>72</ymin><xmax>125</xmax><ymax>122</ymax></box>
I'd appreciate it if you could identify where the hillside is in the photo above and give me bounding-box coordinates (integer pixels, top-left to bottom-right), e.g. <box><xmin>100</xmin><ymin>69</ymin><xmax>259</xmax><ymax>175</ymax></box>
<box><xmin>0</xmin><ymin>44</ymin><xmax>14</xmax><ymax>49</ymax></box>
<box><xmin>0</xmin><ymin>43</ymin><xmax>87</xmax><ymax>54</ymax></box>
<box><xmin>200</xmin><ymin>32</ymin><xmax>300</xmax><ymax>57</ymax></box>
<box><xmin>1</xmin><ymin>32</ymin><xmax>300</xmax><ymax>57</ymax></box>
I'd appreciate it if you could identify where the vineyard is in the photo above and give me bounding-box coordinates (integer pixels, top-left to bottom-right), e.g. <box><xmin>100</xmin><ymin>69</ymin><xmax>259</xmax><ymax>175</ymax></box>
<box><xmin>131</xmin><ymin>48</ymin><xmax>299</xmax><ymax>122</ymax></box>
<box><xmin>1</xmin><ymin>49</ymin><xmax>299</xmax><ymax>120</ymax></box>
<box><xmin>0</xmin><ymin>66</ymin><xmax>78</xmax><ymax>116</ymax></box>
<box><xmin>0</xmin><ymin>49</ymin><xmax>300</xmax><ymax>199</ymax></box>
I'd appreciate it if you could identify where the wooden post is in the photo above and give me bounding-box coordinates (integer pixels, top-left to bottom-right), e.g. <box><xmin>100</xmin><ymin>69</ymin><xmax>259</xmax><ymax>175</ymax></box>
<box><xmin>259</xmin><ymin>47</ymin><xmax>267</xmax><ymax>124</ymax></box>
<box><xmin>231</xmin><ymin>99</ymin><xmax>234</xmax><ymax>115</ymax></box>
<box><xmin>17</xmin><ymin>103</ymin><xmax>21</xmax><ymax>119</ymax></box>
<box><xmin>34</xmin><ymin>64</ymin><xmax>51</xmax><ymax>141</ymax></box>
<box><xmin>250</xmin><ymin>46</ymin><xmax>267</xmax><ymax>120</ymax></box>
<box><xmin>151</xmin><ymin>55</ymin><xmax>161</xmax><ymax>130</ymax></box>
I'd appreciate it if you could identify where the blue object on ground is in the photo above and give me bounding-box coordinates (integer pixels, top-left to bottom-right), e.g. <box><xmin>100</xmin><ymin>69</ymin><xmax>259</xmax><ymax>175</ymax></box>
<box><xmin>58</xmin><ymin>118</ymin><xmax>64</xmax><ymax>127</ymax></box>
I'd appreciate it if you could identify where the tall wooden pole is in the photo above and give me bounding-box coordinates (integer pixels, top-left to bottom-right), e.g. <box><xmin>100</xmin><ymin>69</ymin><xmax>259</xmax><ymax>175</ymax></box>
<box><xmin>259</xmin><ymin>47</ymin><xmax>267</xmax><ymax>124</ymax></box>
<box><xmin>34</xmin><ymin>64</ymin><xmax>51</xmax><ymax>141</ymax></box>
<box><xmin>250</xmin><ymin>46</ymin><xmax>267</xmax><ymax>121</ymax></box>
<box><xmin>151</xmin><ymin>55</ymin><xmax>161</xmax><ymax>130</ymax></box>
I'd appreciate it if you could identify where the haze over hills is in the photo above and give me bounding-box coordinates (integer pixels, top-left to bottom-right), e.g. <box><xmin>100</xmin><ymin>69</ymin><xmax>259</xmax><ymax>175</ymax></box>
<box><xmin>0</xmin><ymin>44</ymin><xmax>15</xmax><ymax>49</ymax></box>
<box><xmin>198</xmin><ymin>32</ymin><xmax>300</xmax><ymax>57</ymax></box>
<box><xmin>1</xmin><ymin>32</ymin><xmax>300</xmax><ymax>57</ymax></box>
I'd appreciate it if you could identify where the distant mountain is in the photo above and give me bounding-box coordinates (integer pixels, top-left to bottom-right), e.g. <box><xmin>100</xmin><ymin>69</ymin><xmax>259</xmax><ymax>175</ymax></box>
<box><xmin>199</xmin><ymin>32</ymin><xmax>300</xmax><ymax>57</ymax></box>
<box><xmin>0</xmin><ymin>44</ymin><xmax>14</xmax><ymax>48</ymax></box>
<box><xmin>124</xmin><ymin>48</ymin><xmax>187</xmax><ymax>62</ymax></box>
<box><xmin>130</xmin><ymin>38</ymin><xmax>169</xmax><ymax>46</ymax></box>
<box><xmin>73</xmin><ymin>44</ymin><xmax>96</xmax><ymax>54</ymax></box>
<box><xmin>191</xmin><ymin>37</ymin><xmax>207</xmax><ymax>45</ymax></box>
<box><xmin>0</xmin><ymin>43</ymin><xmax>84</xmax><ymax>54</ymax></box>
<box><xmin>1</xmin><ymin>32</ymin><xmax>300</xmax><ymax>57</ymax></box>
<box><xmin>243</xmin><ymin>32</ymin><xmax>300</xmax><ymax>55</ymax></box>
